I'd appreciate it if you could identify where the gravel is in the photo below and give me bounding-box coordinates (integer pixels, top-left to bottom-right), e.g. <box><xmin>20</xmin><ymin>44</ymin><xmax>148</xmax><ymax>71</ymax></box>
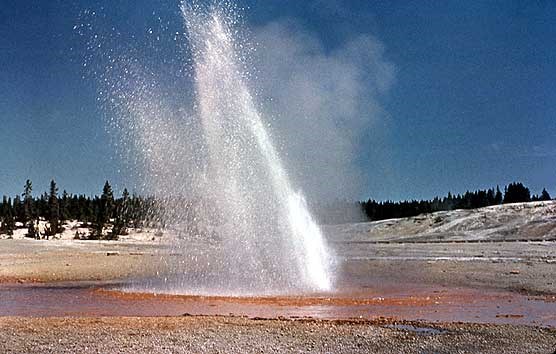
<box><xmin>1</xmin><ymin>316</ymin><xmax>555</xmax><ymax>354</ymax></box>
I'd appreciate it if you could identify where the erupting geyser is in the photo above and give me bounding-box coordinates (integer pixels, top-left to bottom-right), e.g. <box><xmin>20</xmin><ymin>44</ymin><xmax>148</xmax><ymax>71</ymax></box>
<box><xmin>102</xmin><ymin>1</ymin><xmax>334</xmax><ymax>295</ymax></box>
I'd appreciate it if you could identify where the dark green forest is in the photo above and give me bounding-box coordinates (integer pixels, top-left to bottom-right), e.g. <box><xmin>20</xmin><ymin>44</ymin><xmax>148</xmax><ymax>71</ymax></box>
<box><xmin>316</xmin><ymin>182</ymin><xmax>551</xmax><ymax>224</ymax></box>
<box><xmin>359</xmin><ymin>182</ymin><xmax>551</xmax><ymax>223</ymax></box>
<box><xmin>0</xmin><ymin>180</ymin><xmax>159</xmax><ymax>240</ymax></box>
<box><xmin>0</xmin><ymin>179</ymin><xmax>552</xmax><ymax>239</ymax></box>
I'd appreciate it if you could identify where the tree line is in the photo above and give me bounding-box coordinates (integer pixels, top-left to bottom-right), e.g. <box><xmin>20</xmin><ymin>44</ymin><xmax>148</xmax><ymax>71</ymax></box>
<box><xmin>0</xmin><ymin>179</ymin><xmax>553</xmax><ymax>237</ymax></box>
<box><xmin>0</xmin><ymin>180</ymin><xmax>158</xmax><ymax>239</ymax></box>
<box><xmin>360</xmin><ymin>182</ymin><xmax>552</xmax><ymax>222</ymax></box>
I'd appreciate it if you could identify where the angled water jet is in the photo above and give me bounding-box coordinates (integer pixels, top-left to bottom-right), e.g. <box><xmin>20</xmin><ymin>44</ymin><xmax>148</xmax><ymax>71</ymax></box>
<box><xmin>112</xmin><ymin>1</ymin><xmax>335</xmax><ymax>295</ymax></box>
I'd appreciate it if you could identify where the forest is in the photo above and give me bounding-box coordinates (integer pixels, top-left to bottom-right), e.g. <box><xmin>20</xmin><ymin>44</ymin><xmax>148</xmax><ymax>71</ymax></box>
<box><xmin>0</xmin><ymin>180</ymin><xmax>157</xmax><ymax>240</ymax></box>
<box><xmin>0</xmin><ymin>179</ymin><xmax>552</xmax><ymax>239</ymax></box>
<box><xmin>360</xmin><ymin>182</ymin><xmax>551</xmax><ymax>223</ymax></box>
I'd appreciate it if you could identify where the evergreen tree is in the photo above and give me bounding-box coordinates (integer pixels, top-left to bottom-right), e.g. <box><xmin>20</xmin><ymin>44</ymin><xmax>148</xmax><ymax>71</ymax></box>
<box><xmin>22</xmin><ymin>180</ymin><xmax>37</xmax><ymax>238</ymax></box>
<box><xmin>60</xmin><ymin>190</ymin><xmax>70</xmax><ymax>221</ymax></box>
<box><xmin>89</xmin><ymin>200</ymin><xmax>102</xmax><ymax>240</ymax></box>
<box><xmin>0</xmin><ymin>196</ymin><xmax>9</xmax><ymax>218</ymax></box>
<box><xmin>45</xmin><ymin>179</ymin><xmax>61</xmax><ymax>238</ymax></box>
<box><xmin>101</xmin><ymin>181</ymin><xmax>115</xmax><ymax>222</ymax></box>
<box><xmin>23</xmin><ymin>180</ymin><xmax>33</xmax><ymax>221</ymax></box>
<box><xmin>12</xmin><ymin>195</ymin><xmax>23</xmax><ymax>223</ymax></box>
<box><xmin>38</xmin><ymin>193</ymin><xmax>48</xmax><ymax>218</ymax></box>
<box><xmin>486</xmin><ymin>188</ymin><xmax>495</xmax><ymax>205</ymax></box>
<box><xmin>540</xmin><ymin>188</ymin><xmax>551</xmax><ymax>201</ymax></box>
<box><xmin>110</xmin><ymin>188</ymin><xmax>130</xmax><ymax>239</ymax></box>
<box><xmin>444</xmin><ymin>192</ymin><xmax>454</xmax><ymax>210</ymax></box>
<box><xmin>503</xmin><ymin>182</ymin><xmax>531</xmax><ymax>204</ymax></box>
<box><xmin>0</xmin><ymin>196</ymin><xmax>15</xmax><ymax>236</ymax></box>
<box><xmin>90</xmin><ymin>181</ymin><xmax>114</xmax><ymax>239</ymax></box>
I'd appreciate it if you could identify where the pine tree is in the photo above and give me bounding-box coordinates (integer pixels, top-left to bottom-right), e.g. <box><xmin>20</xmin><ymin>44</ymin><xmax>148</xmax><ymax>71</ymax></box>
<box><xmin>0</xmin><ymin>196</ymin><xmax>15</xmax><ymax>236</ymax></box>
<box><xmin>540</xmin><ymin>188</ymin><xmax>551</xmax><ymax>201</ymax></box>
<box><xmin>101</xmin><ymin>181</ymin><xmax>114</xmax><ymax>222</ymax></box>
<box><xmin>0</xmin><ymin>196</ymin><xmax>8</xmax><ymax>219</ymax></box>
<box><xmin>60</xmin><ymin>190</ymin><xmax>70</xmax><ymax>221</ymax></box>
<box><xmin>45</xmin><ymin>179</ymin><xmax>61</xmax><ymax>238</ymax></box>
<box><xmin>486</xmin><ymin>188</ymin><xmax>495</xmax><ymax>205</ymax></box>
<box><xmin>22</xmin><ymin>180</ymin><xmax>37</xmax><ymax>238</ymax></box>
<box><xmin>23</xmin><ymin>180</ymin><xmax>33</xmax><ymax>221</ymax></box>
<box><xmin>90</xmin><ymin>181</ymin><xmax>115</xmax><ymax>239</ymax></box>
<box><xmin>110</xmin><ymin>188</ymin><xmax>130</xmax><ymax>239</ymax></box>
<box><xmin>444</xmin><ymin>192</ymin><xmax>454</xmax><ymax>210</ymax></box>
<box><xmin>503</xmin><ymin>182</ymin><xmax>531</xmax><ymax>204</ymax></box>
<box><xmin>12</xmin><ymin>195</ymin><xmax>23</xmax><ymax>223</ymax></box>
<box><xmin>90</xmin><ymin>201</ymin><xmax>102</xmax><ymax>240</ymax></box>
<box><xmin>38</xmin><ymin>193</ymin><xmax>48</xmax><ymax>219</ymax></box>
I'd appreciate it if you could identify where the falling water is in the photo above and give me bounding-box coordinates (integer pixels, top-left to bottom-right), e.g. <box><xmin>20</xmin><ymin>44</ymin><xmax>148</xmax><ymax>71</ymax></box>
<box><xmin>102</xmin><ymin>1</ymin><xmax>334</xmax><ymax>295</ymax></box>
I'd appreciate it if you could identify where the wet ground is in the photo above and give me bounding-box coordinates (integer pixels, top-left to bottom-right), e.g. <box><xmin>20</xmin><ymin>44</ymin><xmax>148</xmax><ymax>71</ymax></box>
<box><xmin>1</xmin><ymin>275</ymin><xmax>555</xmax><ymax>327</ymax></box>
<box><xmin>1</xmin><ymin>236</ymin><xmax>556</xmax><ymax>352</ymax></box>
<box><xmin>1</xmin><ymin>239</ymin><xmax>556</xmax><ymax>327</ymax></box>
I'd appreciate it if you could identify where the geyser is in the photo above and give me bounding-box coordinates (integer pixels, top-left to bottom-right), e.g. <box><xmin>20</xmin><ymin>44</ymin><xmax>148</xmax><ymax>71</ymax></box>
<box><xmin>104</xmin><ymin>1</ymin><xmax>334</xmax><ymax>295</ymax></box>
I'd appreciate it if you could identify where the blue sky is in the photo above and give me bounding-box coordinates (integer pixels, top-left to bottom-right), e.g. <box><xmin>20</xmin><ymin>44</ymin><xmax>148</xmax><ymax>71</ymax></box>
<box><xmin>1</xmin><ymin>0</ymin><xmax>555</xmax><ymax>201</ymax></box>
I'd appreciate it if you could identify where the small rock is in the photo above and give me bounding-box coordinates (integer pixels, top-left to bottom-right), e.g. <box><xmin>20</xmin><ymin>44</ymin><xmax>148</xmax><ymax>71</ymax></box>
<box><xmin>509</xmin><ymin>270</ymin><xmax>520</xmax><ymax>275</ymax></box>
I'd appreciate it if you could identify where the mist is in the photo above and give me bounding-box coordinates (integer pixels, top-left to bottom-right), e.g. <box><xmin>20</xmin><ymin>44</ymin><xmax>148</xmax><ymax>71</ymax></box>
<box><xmin>252</xmin><ymin>19</ymin><xmax>395</xmax><ymax>205</ymax></box>
<box><xmin>84</xmin><ymin>7</ymin><xmax>395</xmax><ymax>223</ymax></box>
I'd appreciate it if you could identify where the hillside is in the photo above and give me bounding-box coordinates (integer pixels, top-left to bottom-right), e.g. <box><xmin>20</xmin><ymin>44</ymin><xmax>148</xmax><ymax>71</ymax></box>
<box><xmin>326</xmin><ymin>200</ymin><xmax>556</xmax><ymax>243</ymax></box>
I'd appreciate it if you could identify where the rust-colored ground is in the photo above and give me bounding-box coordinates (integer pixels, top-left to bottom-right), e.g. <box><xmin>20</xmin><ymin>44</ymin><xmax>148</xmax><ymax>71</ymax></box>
<box><xmin>1</xmin><ymin>239</ymin><xmax>555</xmax><ymax>327</ymax></box>
<box><xmin>1</xmin><ymin>280</ymin><xmax>555</xmax><ymax>327</ymax></box>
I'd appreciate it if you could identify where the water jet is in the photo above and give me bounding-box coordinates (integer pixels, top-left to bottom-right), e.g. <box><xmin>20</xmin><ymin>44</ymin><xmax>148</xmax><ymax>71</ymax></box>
<box><xmin>107</xmin><ymin>1</ymin><xmax>335</xmax><ymax>296</ymax></box>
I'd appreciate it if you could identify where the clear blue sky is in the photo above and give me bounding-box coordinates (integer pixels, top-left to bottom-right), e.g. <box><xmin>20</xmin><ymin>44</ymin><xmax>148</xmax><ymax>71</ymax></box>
<box><xmin>1</xmin><ymin>0</ymin><xmax>555</xmax><ymax>201</ymax></box>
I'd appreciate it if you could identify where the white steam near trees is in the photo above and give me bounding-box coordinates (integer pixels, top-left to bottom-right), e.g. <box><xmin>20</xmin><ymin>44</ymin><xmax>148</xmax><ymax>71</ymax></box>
<box><xmin>253</xmin><ymin>19</ymin><xmax>395</xmax><ymax>203</ymax></box>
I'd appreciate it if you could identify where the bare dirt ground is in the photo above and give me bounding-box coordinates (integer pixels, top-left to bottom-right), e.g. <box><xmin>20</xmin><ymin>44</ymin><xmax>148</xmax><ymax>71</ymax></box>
<box><xmin>1</xmin><ymin>238</ymin><xmax>555</xmax><ymax>352</ymax></box>
<box><xmin>0</xmin><ymin>239</ymin><xmax>166</xmax><ymax>283</ymax></box>
<box><xmin>1</xmin><ymin>316</ymin><xmax>555</xmax><ymax>354</ymax></box>
<box><xmin>1</xmin><ymin>238</ymin><xmax>554</xmax><ymax>296</ymax></box>
<box><xmin>1</xmin><ymin>201</ymin><xmax>556</xmax><ymax>353</ymax></box>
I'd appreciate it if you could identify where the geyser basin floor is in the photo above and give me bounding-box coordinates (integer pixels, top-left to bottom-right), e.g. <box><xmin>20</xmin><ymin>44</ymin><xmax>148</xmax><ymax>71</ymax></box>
<box><xmin>1</xmin><ymin>239</ymin><xmax>555</xmax><ymax>327</ymax></box>
<box><xmin>3</xmin><ymin>317</ymin><xmax>555</xmax><ymax>354</ymax></box>
<box><xmin>1</xmin><ymin>280</ymin><xmax>555</xmax><ymax>327</ymax></box>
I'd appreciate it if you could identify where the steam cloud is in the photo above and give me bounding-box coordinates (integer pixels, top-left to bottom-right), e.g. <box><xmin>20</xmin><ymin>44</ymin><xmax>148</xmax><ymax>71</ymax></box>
<box><xmin>252</xmin><ymin>19</ymin><xmax>395</xmax><ymax>203</ymax></box>
<box><xmin>84</xmin><ymin>6</ymin><xmax>395</xmax><ymax>207</ymax></box>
